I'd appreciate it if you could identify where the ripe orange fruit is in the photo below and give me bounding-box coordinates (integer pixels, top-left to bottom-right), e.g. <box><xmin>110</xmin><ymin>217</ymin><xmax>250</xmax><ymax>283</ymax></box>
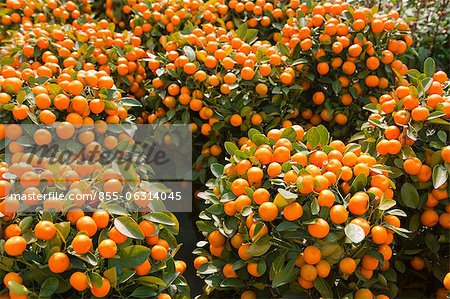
<box><xmin>300</xmin><ymin>264</ymin><xmax>318</xmax><ymax>282</ymax></box>
<box><xmin>339</xmin><ymin>257</ymin><xmax>356</xmax><ymax>275</ymax></box>
<box><xmin>194</xmin><ymin>256</ymin><xmax>209</xmax><ymax>270</ymax></box>
<box><xmin>90</xmin><ymin>277</ymin><xmax>111</xmax><ymax>298</ymax></box>
<box><xmin>355</xmin><ymin>288</ymin><xmax>373</xmax><ymax>299</ymax></box>
<box><xmin>76</xmin><ymin>216</ymin><xmax>98</xmax><ymax>237</ymax></box>
<box><xmin>48</xmin><ymin>252</ymin><xmax>70</xmax><ymax>273</ymax></box>
<box><xmin>283</xmin><ymin>202</ymin><xmax>303</xmax><ymax>221</ymax></box>
<box><xmin>5</xmin><ymin>236</ymin><xmax>27</xmax><ymax>256</ymax></box>
<box><xmin>253</xmin><ymin>188</ymin><xmax>270</xmax><ymax>205</ymax></box>
<box><xmin>139</xmin><ymin>220</ymin><xmax>156</xmax><ymax>237</ymax></box>
<box><xmin>231</xmin><ymin>178</ymin><xmax>249</xmax><ymax>196</ymax></box>
<box><xmin>223</xmin><ymin>263</ymin><xmax>238</xmax><ymax>278</ymax></box>
<box><xmin>70</xmin><ymin>271</ymin><xmax>88</xmax><ymax>291</ymax></box>
<box><xmin>371</xmin><ymin>225</ymin><xmax>388</xmax><ymax>244</ymax></box>
<box><xmin>4</xmin><ymin>224</ymin><xmax>21</xmax><ymax>240</ymax></box>
<box><xmin>403</xmin><ymin>158</ymin><xmax>422</xmax><ymax>175</ymax></box>
<box><xmin>378</xmin><ymin>244</ymin><xmax>393</xmax><ymax>261</ymax></box>
<box><xmin>421</xmin><ymin>209</ymin><xmax>439</xmax><ymax>227</ymax></box>
<box><xmin>303</xmin><ymin>246</ymin><xmax>321</xmax><ymax>265</ymax></box>
<box><xmin>361</xmin><ymin>254</ymin><xmax>379</xmax><ymax>271</ymax></box>
<box><xmin>3</xmin><ymin>272</ymin><xmax>23</xmax><ymax>288</ymax></box>
<box><xmin>34</xmin><ymin>220</ymin><xmax>56</xmax><ymax>240</ymax></box>
<box><xmin>151</xmin><ymin>244</ymin><xmax>168</xmax><ymax>261</ymax></box>
<box><xmin>443</xmin><ymin>272</ymin><xmax>450</xmax><ymax>290</ymax></box>
<box><xmin>348</xmin><ymin>191</ymin><xmax>370</xmax><ymax>215</ymax></box>
<box><xmin>241</xmin><ymin>67</ymin><xmax>255</xmax><ymax>80</ymax></box>
<box><xmin>72</xmin><ymin>234</ymin><xmax>92</xmax><ymax>254</ymax></box>
<box><xmin>98</xmin><ymin>239</ymin><xmax>117</xmax><ymax>258</ymax></box>
<box><xmin>308</xmin><ymin>218</ymin><xmax>330</xmax><ymax>239</ymax></box>
<box><xmin>410</xmin><ymin>256</ymin><xmax>425</xmax><ymax>271</ymax></box>
<box><xmin>258</xmin><ymin>202</ymin><xmax>278</xmax><ymax>222</ymax></box>
<box><xmin>316</xmin><ymin>260</ymin><xmax>331</xmax><ymax>278</ymax></box>
<box><xmin>92</xmin><ymin>210</ymin><xmax>110</xmax><ymax>229</ymax></box>
<box><xmin>330</xmin><ymin>205</ymin><xmax>348</xmax><ymax>224</ymax></box>
<box><xmin>134</xmin><ymin>259</ymin><xmax>151</xmax><ymax>276</ymax></box>
<box><xmin>230</xmin><ymin>114</ymin><xmax>243</xmax><ymax>126</ymax></box>
<box><xmin>318</xmin><ymin>189</ymin><xmax>335</xmax><ymax>207</ymax></box>
<box><xmin>109</xmin><ymin>227</ymin><xmax>128</xmax><ymax>244</ymax></box>
<box><xmin>441</xmin><ymin>146</ymin><xmax>450</xmax><ymax>163</ymax></box>
<box><xmin>208</xmin><ymin>230</ymin><xmax>226</xmax><ymax>247</ymax></box>
<box><xmin>175</xmin><ymin>260</ymin><xmax>187</xmax><ymax>274</ymax></box>
<box><xmin>241</xmin><ymin>290</ymin><xmax>257</xmax><ymax>299</ymax></box>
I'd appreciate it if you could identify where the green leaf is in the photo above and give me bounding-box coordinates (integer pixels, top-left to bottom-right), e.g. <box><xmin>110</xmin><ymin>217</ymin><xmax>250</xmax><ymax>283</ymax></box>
<box><xmin>137</xmin><ymin>276</ymin><xmax>167</xmax><ymax>287</ymax></box>
<box><xmin>277</xmin><ymin>188</ymin><xmax>297</xmax><ymax>199</ymax></box>
<box><xmin>316</xmin><ymin>125</ymin><xmax>329</xmax><ymax>146</ymax></box>
<box><xmin>244</xmin><ymin>29</ymin><xmax>259</xmax><ymax>43</ymax></box>
<box><xmin>427</xmin><ymin>111</ymin><xmax>445</xmax><ymax>120</ymax></box>
<box><xmin>19</xmin><ymin>216</ymin><xmax>34</xmax><ymax>230</ymax></box>
<box><xmin>210</xmin><ymin>163</ymin><xmax>224</xmax><ymax>178</ymax></box>
<box><xmin>247</xmin><ymin>235</ymin><xmax>271</xmax><ymax>256</ymax></box>
<box><xmin>8</xmin><ymin>281</ymin><xmax>28</xmax><ymax>295</ymax></box>
<box><xmin>344</xmin><ymin>223</ymin><xmax>365</xmax><ymax>243</ymax></box>
<box><xmin>311</xmin><ymin>197</ymin><xmax>319</xmax><ymax>215</ymax></box>
<box><xmin>280</xmin><ymin>127</ymin><xmax>297</xmax><ymax>142</ymax></box>
<box><xmin>121</xmin><ymin>97</ymin><xmax>142</xmax><ymax>107</ymax></box>
<box><xmin>235</xmin><ymin>23</ymin><xmax>248</xmax><ymax>39</ymax></box>
<box><xmin>272</xmin><ymin>258</ymin><xmax>297</xmax><ymax>288</ymax></box>
<box><xmin>350</xmin><ymin>174</ymin><xmax>367</xmax><ymax>193</ymax></box>
<box><xmin>425</xmin><ymin>233</ymin><xmax>440</xmax><ymax>253</ymax></box>
<box><xmin>114</xmin><ymin>216</ymin><xmax>144</xmax><ymax>240</ymax></box>
<box><xmin>306</xmin><ymin>127</ymin><xmax>320</xmax><ymax>148</ymax></box>
<box><xmin>432</xmin><ymin>164</ymin><xmax>448</xmax><ymax>189</ymax></box>
<box><xmin>314</xmin><ymin>277</ymin><xmax>333</xmax><ymax>298</ymax></box>
<box><xmin>224</xmin><ymin>141</ymin><xmax>238</xmax><ymax>155</ymax></box>
<box><xmin>423</xmin><ymin>58</ymin><xmax>435</xmax><ymax>77</ymax></box>
<box><xmin>130</xmin><ymin>286</ymin><xmax>158</xmax><ymax>298</ymax></box>
<box><xmin>144</xmin><ymin>212</ymin><xmax>176</xmax><ymax>226</ymax></box>
<box><xmin>378</xmin><ymin>197</ymin><xmax>396</xmax><ymax>211</ymax></box>
<box><xmin>387</xmin><ymin>209</ymin><xmax>407</xmax><ymax>217</ymax></box>
<box><xmin>400</xmin><ymin>182</ymin><xmax>419</xmax><ymax>208</ymax></box>
<box><xmin>40</xmin><ymin>277</ymin><xmax>59</xmax><ymax>297</ymax></box>
<box><xmin>55</xmin><ymin>221</ymin><xmax>71</xmax><ymax>242</ymax></box>
<box><xmin>104</xmin><ymin>267</ymin><xmax>118</xmax><ymax>287</ymax></box>
<box><xmin>183</xmin><ymin>46</ymin><xmax>196</xmax><ymax>61</ymax></box>
<box><xmin>117</xmin><ymin>245</ymin><xmax>150</xmax><ymax>268</ymax></box>
<box><xmin>220</xmin><ymin>278</ymin><xmax>245</xmax><ymax>288</ymax></box>
<box><xmin>89</xmin><ymin>272</ymin><xmax>104</xmax><ymax>288</ymax></box>
<box><xmin>395</xmin><ymin>260</ymin><xmax>406</xmax><ymax>273</ymax></box>
<box><xmin>332</xmin><ymin>80</ymin><xmax>342</xmax><ymax>95</ymax></box>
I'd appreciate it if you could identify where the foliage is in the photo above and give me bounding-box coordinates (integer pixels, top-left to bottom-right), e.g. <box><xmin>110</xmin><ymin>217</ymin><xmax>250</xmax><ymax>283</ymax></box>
<box><xmin>195</xmin><ymin>125</ymin><xmax>407</xmax><ymax>298</ymax></box>
<box><xmin>358</xmin><ymin>0</ymin><xmax>450</xmax><ymax>72</ymax></box>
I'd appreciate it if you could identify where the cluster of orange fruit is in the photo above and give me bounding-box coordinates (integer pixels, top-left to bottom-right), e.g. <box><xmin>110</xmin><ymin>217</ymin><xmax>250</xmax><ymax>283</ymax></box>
<box><xmin>143</xmin><ymin>24</ymin><xmax>300</xmax><ymax>144</ymax></box>
<box><xmin>0</xmin><ymin>123</ymin><xmax>189</xmax><ymax>298</ymax></box>
<box><xmin>107</xmin><ymin>0</ymin><xmax>289</xmax><ymax>45</ymax></box>
<box><xmin>0</xmin><ymin>122</ymin><xmax>150</xmax><ymax>212</ymax></box>
<box><xmin>354</xmin><ymin>60</ymin><xmax>449</xmax><ymax>297</ymax></box>
<box><xmin>1</xmin><ymin>207</ymin><xmax>188</xmax><ymax>298</ymax></box>
<box><xmin>194</xmin><ymin>125</ymin><xmax>405</xmax><ymax>298</ymax></box>
<box><xmin>358</xmin><ymin>64</ymin><xmax>449</xmax><ymax>228</ymax></box>
<box><xmin>277</xmin><ymin>3</ymin><xmax>412</xmax><ymax>129</ymax></box>
<box><xmin>0</xmin><ymin>0</ymin><xmax>91</xmax><ymax>35</ymax></box>
<box><xmin>0</xmin><ymin>18</ymin><xmax>147</xmax><ymax>126</ymax></box>
<box><xmin>131</xmin><ymin>0</ymin><xmax>416</xmax><ymax>181</ymax></box>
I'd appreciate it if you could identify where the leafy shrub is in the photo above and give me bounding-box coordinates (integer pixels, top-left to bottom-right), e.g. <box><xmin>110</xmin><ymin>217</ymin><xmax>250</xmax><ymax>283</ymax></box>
<box><xmin>355</xmin><ymin>58</ymin><xmax>449</xmax><ymax>296</ymax></box>
<box><xmin>360</xmin><ymin>0</ymin><xmax>450</xmax><ymax>72</ymax></box>
<box><xmin>0</xmin><ymin>123</ymin><xmax>189</xmax><ymax>298</ymax></box>
<box><xmin>195</xmin><ymin>125</ymin><xmax>407</xmax><ymax>298</ymax></box>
